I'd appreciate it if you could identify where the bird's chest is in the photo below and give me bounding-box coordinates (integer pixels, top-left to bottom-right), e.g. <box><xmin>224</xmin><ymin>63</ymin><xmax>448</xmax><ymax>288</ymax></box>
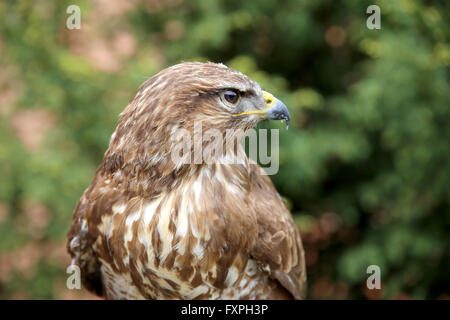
<box><xmin>96</xmin><ymin>185</ymin><xmax>267</xmax><ymax>299</ymax></box>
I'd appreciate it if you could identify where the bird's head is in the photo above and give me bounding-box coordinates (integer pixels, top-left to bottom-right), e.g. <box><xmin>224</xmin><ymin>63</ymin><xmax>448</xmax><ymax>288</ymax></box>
<box><xmin>156</xmin><ymin>61</ymin><xmax>290</xmax><ymax>132</ymax></box>
<box><xmin>104</xmin><ymin>62</ymin><xmax>289</xmax><ymax>180</ymax></box>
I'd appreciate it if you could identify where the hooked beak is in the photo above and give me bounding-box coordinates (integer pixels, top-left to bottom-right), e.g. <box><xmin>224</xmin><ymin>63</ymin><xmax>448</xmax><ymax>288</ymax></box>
<box><xmin>262</xmin><ymin>91</ymin><xmax>290</xmax><ymax>129</ymax></box>
<box><xmin>232</xmin><ymin>91</ymin><xmax>290</xmax><ymax>129</ymax></box>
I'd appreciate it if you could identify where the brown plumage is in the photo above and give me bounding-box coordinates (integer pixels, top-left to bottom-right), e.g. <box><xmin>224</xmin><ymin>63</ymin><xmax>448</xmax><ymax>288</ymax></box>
<box><xmin>67</xmin><ymin>62</ymin><xmax>306</xmax><ymax>299</ymax></box>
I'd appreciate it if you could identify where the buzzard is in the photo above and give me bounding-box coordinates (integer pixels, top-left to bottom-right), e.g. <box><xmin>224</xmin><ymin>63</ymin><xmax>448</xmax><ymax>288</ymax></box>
<box><xmin>67</xmin><ymin>62</ymin><xmax>306</xmax><ymax>299</ymax></box>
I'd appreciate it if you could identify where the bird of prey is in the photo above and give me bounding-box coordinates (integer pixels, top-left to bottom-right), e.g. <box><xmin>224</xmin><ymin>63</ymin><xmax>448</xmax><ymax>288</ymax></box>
<box><xmin>67</xmin><ymin>62</ymin><xmax>306</xmax><ymax>299</ymax></box>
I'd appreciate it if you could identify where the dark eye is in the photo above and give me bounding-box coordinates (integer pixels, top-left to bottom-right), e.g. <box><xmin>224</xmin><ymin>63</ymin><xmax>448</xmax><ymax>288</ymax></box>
<box><xmin>223</xmin><ymin>90</ymin><xmax>240</xmax><ymax>104</ymax></box>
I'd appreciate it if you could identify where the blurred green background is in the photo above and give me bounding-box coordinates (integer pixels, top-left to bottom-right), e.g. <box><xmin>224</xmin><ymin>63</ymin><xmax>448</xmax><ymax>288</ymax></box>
<box><xmin>0</xmin><ymin>0</ymin><xmax>449</xmax><ymax>299</ymax></box>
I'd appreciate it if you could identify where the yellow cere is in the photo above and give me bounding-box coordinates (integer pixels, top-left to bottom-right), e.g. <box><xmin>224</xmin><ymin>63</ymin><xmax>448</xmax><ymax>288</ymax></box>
<box><xmin>233</xmin><ymin>90</ymin><xmax>275</xmax><ymax>117</ymax></box>
<box><xmin>262</xmin><ymin>90</ymin><xmax>276</xmax><ymax>108</ymax></box>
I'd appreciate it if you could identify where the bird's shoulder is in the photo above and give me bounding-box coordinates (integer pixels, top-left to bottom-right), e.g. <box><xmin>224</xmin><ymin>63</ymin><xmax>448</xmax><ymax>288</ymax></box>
<box><xmin>67</xmin><ymin>169</ymin><xmax>128</xmax><ymax>296</ymax></box>
<box><xmin>247</xmin><ymin>162</ymin><xmax>307</xmax><ymax>299</ymax></box>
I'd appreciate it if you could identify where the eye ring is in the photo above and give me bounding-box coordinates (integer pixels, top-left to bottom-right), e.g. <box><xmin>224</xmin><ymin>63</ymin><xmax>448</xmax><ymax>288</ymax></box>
<box><xmin>222</xmin><ymin>89</ymin><xmax>240</xmax><ymax>105</ymax></box>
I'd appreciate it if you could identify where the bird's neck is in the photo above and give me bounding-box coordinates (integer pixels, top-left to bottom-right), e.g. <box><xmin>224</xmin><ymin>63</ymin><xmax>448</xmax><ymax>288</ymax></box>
<box><xmin>100</xmin><ymin>144</ymin><xmax>251</xmax><ymax>198</ymax></box>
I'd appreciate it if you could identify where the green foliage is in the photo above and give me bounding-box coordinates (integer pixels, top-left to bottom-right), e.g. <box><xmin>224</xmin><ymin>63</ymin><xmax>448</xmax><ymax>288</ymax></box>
<box><xmin>0</xmin><ymin>0</ymin><xmax>448</xmax><ymax>299</ymax></box>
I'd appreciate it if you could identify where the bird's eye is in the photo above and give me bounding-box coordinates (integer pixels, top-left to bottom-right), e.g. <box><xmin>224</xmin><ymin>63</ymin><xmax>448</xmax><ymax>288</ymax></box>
<box><xmin>223</xmin><ymin>90</ymin><xmax>240</xmax><ymax>105</ymax></box>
